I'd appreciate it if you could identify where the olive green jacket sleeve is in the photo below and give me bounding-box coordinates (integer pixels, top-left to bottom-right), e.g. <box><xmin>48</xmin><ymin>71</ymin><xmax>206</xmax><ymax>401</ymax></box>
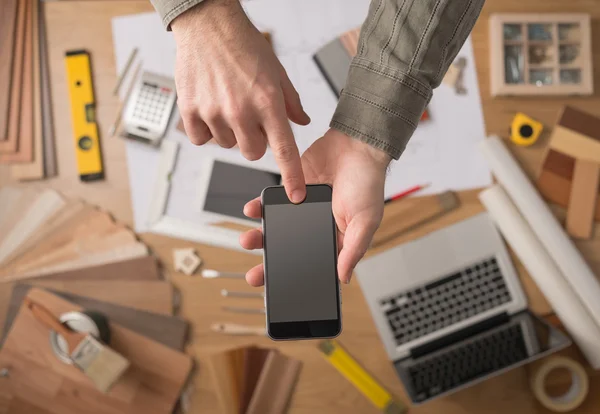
<box><xmin>332</xmin><ymin>0</ymin><xmax>485</xmax><ymax>159</ymax></box>
<box><xmin>150</xmin><ymin>0</ymin><xmax>485</xmax><ymax>159</ymax></box>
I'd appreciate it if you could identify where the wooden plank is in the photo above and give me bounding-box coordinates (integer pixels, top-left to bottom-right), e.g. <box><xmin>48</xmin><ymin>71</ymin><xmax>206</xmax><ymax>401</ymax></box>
<box><xmin>0</xmin><ymin>0</ymin><xmax>34</xmax><ymax>163</ymax></box>
<box><xmin>39</xmin><ymin>3</ymin><xmax>57</xmax><ymax>177</ymax></box>
<box><xmin>557</xmin><ymin>105</ymin><xmax>600</xmax><ymax>142</ymax></box>
<box><xmin>29</xmin><ymin>280</ymin><xmax>173</xmax><ymax>315</ymax></box>
<box><xmin>0</xmin><ymin>288</ymin><xmax>192</xmax><ymax>414</ymax></box>
<box><xmin>549</xmin><ymin>126</ymin><xmax>600</xmax><ymax>164</ymax></box>
<box><xmin>566</xmin><ymin>160</ymin><xmax>600</xmax><ymax>239</ymax></box>
<box><xmin>0</xmin><ymin>0</ymin><xmax>19</xmax><ymax>140</ymax></box>
<box><xmin>11</xmin><ymin>0</ymin><xmax>44</xmax><ymax>179</ymax></box>
<box><xmin>0</xmin><ymin>0</ymin><xmax>27</xmax><ymax>154</ymax></box>
<box><xmin>2</xmin><ymin>285</ymin><xmax>183</xmax><ymax>348</ymax></box>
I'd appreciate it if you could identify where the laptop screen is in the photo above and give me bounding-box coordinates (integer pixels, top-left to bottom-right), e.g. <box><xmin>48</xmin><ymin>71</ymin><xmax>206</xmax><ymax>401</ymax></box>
<box><xmin>394</xmin><ymin>311</ymin><xmax>570</xmax><ymax>404</ymax></box>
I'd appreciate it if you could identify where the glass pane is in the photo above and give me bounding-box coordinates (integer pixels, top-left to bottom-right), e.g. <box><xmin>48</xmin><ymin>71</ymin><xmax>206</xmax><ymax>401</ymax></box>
<box><xmin>504</xmin><ymin>45</ymin><xmax>524</xmax><ymax>84</ymax></box>
<box><xmin>559</xmin><ymin>44</ymin><xmax>580</xmax><ymax>65</ymax></box>
<box><xmin>530</xmin><ymin>69</ymin><xmax>553</xmax><ymax>86</ymax></box>
<box><xmin>528</xmin><ymin>24</ymin><xmax>553</xmax><ymax>41</ymax></box>
<box><xmin>503</xmin><ymin>23</ymin><xmax>522</xmax><ymax>41</ymax></box>
<box><xmin>558</xmin><ymin>23</ymin><xmax>581</xmax><ymax>42</ymax></box>
<box><xmin>560</xmin><ymin>69</ymin><xmax>581</xmax><ymax>84</ymax></box>
<box><xmin>529</xmin><ymin>45</ymin><xmax>553</xmax><ymax>66</ymax></box>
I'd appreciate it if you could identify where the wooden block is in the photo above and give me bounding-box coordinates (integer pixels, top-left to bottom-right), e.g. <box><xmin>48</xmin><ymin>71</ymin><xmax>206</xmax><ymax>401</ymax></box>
<box><xmin>566</xmin><ymin>160</ymin><xmax>600</xmax><ymax>239</ymax></box>
<box><xmin>11</xmin><ymin>0</ymin><xmax>44</xmax><ymax>180</ymax></box>
<box><xmin>0</xmin><ymin>0</ymin><xmax>19</xmax><ymax>140</ymax></box>
<box><xmin>557</xmin><ymin>105</ymin><xmax>600</xmax><ymax>142</ymax></box>
<box><xmin>2</xmin><ymin>285</ymin><xmax>186</xmax><ymax>350</ymax></box>
<box><xmin>0</xmin><ymin>288</ymin><xmax>192</xmax><ymax>414</ymax></box>
<box><xmin>549</xmin><ymin>126</ymin><xmax>600</xmax><ymax>164</ymax></box>
<box><xmin>0</xmin><ymin>0</ymin><xmax>34</xmax><ymax>163</ymax></box>
<box><xmin>537</xmin><ymin>149</ymin><xmax>600</xmax><ymax>221</ymax></box>
<box><xmin>246</xmin><ymin>350</ymin><xmax>302</xmax><ymax>414</ymax></box>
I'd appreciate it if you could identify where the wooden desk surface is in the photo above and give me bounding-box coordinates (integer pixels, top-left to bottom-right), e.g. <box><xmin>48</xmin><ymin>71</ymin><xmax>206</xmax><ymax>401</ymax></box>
<box><xmin>1</xmin><ymin>1</ymin><xmax>600</xmax><ymax>413</ymax></box>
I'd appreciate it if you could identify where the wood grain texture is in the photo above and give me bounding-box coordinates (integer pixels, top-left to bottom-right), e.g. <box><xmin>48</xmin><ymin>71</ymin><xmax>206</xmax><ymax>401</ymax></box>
<box><xmin>11</xmin><ymin>0</ymin><xmax>44</xmax><ymax>179</ymax></box>
<box><xmin>557</xmin><ymin>106</ymin><xmax>600</xmax><ymax>142</ymax></box>
<box><xmin>549</xmin><ymin>126</ymin><xmax>600</xmax><ymax>164</ymax></box>
<box><xmin>2</xmin><ymin>285</ymin><xmax>185</xmax><ymax>349</ymax></box>
<box><xmin>566</xmin><ymin>160</ymin><xmax>600</xmax><ymax>239</ymax></box>
<box><xmin>29</xmin><ymin>280</ymin><xmax>173</xmax><ymax>314</ymax></box>
<box><xmin>246</xmin><ymin>351</ymin><xmax>302</xmax><ymax>414</ymax></box>
<box><xmin>0</xmin><ymin>0</ymin><xmax>19</xmax><ymax>140</ymax></box>
<box><xmin>0</xmin><ymin>288</ymin><xmax>192</xmax><ymax>414</ymax></box>
<box><xmin>39</xmin><ymin>6</ymin><xmax>57</xmax><ymax>177</ymax></box>
<box><xmin>0</xmin><ymin>0</ymin><xmax>31</xmax><ymax>159</ymax></box>
<box><xmin>2</xmin><ymin>1</ymin><xmax>600</xmax><ymax>413</ymax></box>
<box><xmin>207</xmin><ymin>346</ymin><xmax>246</xmax><ymax>414</ymax></box>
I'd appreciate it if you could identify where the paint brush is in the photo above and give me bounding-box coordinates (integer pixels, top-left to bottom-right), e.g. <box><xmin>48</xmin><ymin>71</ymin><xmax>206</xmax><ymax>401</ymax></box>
<box><xmin>25</xmin><ymin>298</ymin><xmax>130</xmax><ymax>393</ymax></box>
<box><xmin>210</xmin><ymin>323</ymin><xmax>266</xmax><ymax>336</ymax></box>
<box><xmin>202</xmin><ymin>269</ymin><xmax>246</xmax><ymax>279</ymax></box>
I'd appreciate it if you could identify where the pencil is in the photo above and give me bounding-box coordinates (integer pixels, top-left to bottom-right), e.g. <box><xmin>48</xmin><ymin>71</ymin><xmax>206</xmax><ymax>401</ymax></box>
<box><xmin>384</xmin><ymin>183</ymin><xmax>430</xmax><ymax>204</ymax></box>
<box><xmin>109</xmin><ymin>62</ymin><xmax>142</xmax><ymax>137</ymax></box>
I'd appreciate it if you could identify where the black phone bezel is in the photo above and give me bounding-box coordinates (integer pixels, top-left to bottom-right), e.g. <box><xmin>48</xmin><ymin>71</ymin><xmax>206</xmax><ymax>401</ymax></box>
<box><xmin>261</xmin><ymin>184</ymin><xmax>342</xmax><ymax>340</ymax></box>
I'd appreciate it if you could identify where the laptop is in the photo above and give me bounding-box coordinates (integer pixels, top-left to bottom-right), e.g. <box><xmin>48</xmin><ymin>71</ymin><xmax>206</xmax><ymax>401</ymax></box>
<box><xmin>355</xmin><ymin>213</ymin><xmax>570</xmax><ymax>404</ymax></box>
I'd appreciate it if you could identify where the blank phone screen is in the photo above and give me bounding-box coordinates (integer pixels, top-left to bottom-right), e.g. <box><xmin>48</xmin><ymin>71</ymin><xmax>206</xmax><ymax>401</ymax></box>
<box><xmin>264</xmin><ymin>201</ymin><xmax>339</xmax><ymax>323</ymax></box>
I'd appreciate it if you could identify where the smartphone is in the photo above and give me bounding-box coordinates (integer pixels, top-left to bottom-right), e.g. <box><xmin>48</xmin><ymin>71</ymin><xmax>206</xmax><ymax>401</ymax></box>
<box><xmin>261</xmin><ymin>184</ymin><xmax>342</xmax><ymax>340</ymax></box>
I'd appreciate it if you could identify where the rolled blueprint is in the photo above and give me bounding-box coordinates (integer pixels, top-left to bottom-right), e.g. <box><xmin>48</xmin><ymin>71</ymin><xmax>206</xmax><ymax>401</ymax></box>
<box><xmin>480</xmin><ymin>136</ymin><xmax>600</xmax><ymax>331</ymax></box>
<box><xmin>480</xmin><ymin>185</ymin><xmax>600</xmax><ymax>369</ymax></box>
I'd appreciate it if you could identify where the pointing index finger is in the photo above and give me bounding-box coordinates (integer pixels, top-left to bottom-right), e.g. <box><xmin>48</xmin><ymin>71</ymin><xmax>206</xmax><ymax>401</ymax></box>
<box><xmin>261</xmin><ymin>104</ymin><xmax>306</xmax><ymax>203</ymax></box>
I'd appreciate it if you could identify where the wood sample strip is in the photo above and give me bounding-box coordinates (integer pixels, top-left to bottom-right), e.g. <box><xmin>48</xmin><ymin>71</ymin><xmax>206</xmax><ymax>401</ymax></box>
<box><xmin>340</xmin><ymin>28</ymin><xmax>360</xmax><ymax>57</ymax></box>
<box><xmin>30</xmin><ymin>280</ymin><xmax>173</xmax><ymax>314</ymax></box>
<box><xmin>566</xmin><ymin>159</ymin><xmax>600</xmax><ymax>239</ymax></box>
<box><xmin>0</xmin><ymin>0</ymin><xmax>26</xmax><ymax>152</ymax></box>
<box><xmin>39</xmin><ymin>4</ymin><xmax>57</xmax><ymax>177</ymax></box>
<box><xmin>0</xmin><ymin>187</ymin><xmax>23</xmax><ymax>229</ymax></box>
<box><xmin>549</xmin><ymin>126</ymin><xmax>600</xmax><ymax>163</ymax></box>
<box><xmin>246</xmin><ymin>351</ymin><xmax>302</xmax><ymax>414</ymax></box>
<box><xmin>11</xmin><ymin>0</ymin><xmax>44</xmax><ymax>179</ymax></box>
<box><xmin>0</xmin><ymin>288</ymin><xmax>192</xmax><ymax>414</ymax></box>
<box><xmin>207</xmin><ymin>347</ymin><xmax>246</xmax><ymax>414</ymax></box>
<box><xmin>558</xmin><ymin>105</ymin><xmax>600</xmax><ymax>142</ymax></box>
<box><xmin>2</xmin><ymin>285</ymin><xmax>186</xmax><ymax>350</ymax></box>
<box><xmin>28</xmin><ymin>256</ymin><xmax>162</xmax><ymax>282</ymax></box>
<box><xmin>241</xmin><ymin>347</ymin><xmax>271</xmax><ymax>414</ymax></box>
<box><xmin>0</xmin><ymin>0</ymin><xmax>32</xmax><ymax>158</ymax></box>
<box><xmin>0</xmin><ymin>0</ymin><xmax>19</xmax><ymax>140</ymax></box>
<box><xmin>0</xmin><ymin>189</ymin><xmax>65</xmax><ymax>264</ymax></box>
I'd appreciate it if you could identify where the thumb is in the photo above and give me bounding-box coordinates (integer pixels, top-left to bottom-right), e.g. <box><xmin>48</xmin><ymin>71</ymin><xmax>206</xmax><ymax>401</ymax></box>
<box><xmin>280</xmin><ymin>65</ymin><xmax>311</xmax><ymax>126</ymax></box>
<box><xmin>337</xmin><ymin>215</ymin><xmax>378</xmax><ymax>284</ymax></box>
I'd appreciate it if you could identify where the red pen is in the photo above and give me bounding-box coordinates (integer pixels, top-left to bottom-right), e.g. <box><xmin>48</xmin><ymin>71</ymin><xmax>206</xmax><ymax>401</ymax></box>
<box><xmin>384</xmin><ymin>183</ymin><xmax>430</xmax><ymax>204</ymax></box>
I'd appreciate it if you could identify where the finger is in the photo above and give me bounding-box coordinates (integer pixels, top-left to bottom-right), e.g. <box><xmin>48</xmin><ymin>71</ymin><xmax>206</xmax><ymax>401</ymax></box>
<box><xmin>279</xmin><ymin>65</ymin><xmax>310</xmax><ymax>126</ymax></box>
<box><xmin>337</xmin><ymin>216</ymin><xmax>378</xmax><ymax>284</ymax></box>
<box><xmin>239</xmin><ymin>228</ymin><xmax>263</xmax><ymax>250</ymax></box>
<box><xmin>234</xmin><ymin>122</ymin><xmax>267</xmax><ymax>161</ymax></box>
<box><xmin>208</xmin><ymin>116</ymin><xmax>237</xmax><ymax>149</ymax></box>
<box><xmin>262</xmin><ymin>105</ymin><xmax>306</xmax><ymax>203</ymax></box>
<box><xmin>246</xmin><ymin>263</ymin><xmax>265</xmax><ymax>287</ymax></box>
<box><xmin>181</xmin><ymin>112</ymin><xmax>212</xmax><ymax>146</ymax></box>
<box><xmin>243</xmin><ymin>197</ymin><xmax>262</xmax><ymax>219</ymax></box>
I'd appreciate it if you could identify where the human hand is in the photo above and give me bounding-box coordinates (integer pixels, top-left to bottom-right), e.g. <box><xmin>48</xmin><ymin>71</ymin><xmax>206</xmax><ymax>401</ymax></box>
<box><xmin>240</xmin><ymin>129</ymin><xmax>391</xmax><ymax>286</ymax></box>
<box><xmin>171</xmin><ymin>0</ymin><xmax>311</xmax><ymax>203</ymax></box>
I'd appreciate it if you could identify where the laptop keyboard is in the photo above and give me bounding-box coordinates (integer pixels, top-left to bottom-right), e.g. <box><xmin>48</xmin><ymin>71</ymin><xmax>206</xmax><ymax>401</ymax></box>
<box><xmin>380</xmin><ymin>257</ymin><xmax>512</xmax><ymax>346</ymax></box>
<box><xmin>405</xmin><ymin>322</ymin><xmax>528</xmax><ymax>402</ymax></box>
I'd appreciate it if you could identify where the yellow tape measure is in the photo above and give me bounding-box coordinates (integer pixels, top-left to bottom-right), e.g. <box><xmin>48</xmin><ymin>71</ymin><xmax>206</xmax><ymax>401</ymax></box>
<box><xmin>65</xmin><ymin>50</ymin><xmax>104</xmax><ymax>181</ymax></box>
<box><xmin>318</xmin><ymin>340</ymin><xmax>407</xmax><ymax>414</ymax></box>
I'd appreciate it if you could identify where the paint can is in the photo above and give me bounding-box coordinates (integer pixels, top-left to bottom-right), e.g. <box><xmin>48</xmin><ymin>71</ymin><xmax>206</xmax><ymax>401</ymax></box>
<box><xmin>49</xmin><ymin>311</ymin><xmax>111</xmax><ymax>364</ymax></box>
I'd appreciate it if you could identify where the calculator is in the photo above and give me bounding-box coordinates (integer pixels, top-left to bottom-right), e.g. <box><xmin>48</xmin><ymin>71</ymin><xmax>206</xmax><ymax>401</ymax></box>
<box><xmin>121</xmin><ymin>71</ymin><xmax>177</xmax><ymax>145</ymax></box>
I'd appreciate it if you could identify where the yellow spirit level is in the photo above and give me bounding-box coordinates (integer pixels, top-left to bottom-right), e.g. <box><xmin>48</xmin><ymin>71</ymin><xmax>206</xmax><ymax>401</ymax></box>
<box><xmin>65</xmin><ymin>50</ymin><xmax>104</xmax><ymax>181</ymax></box>
<box><xmin>318</xmin><ymin>340</ymin><xmax>407</xmax><ymax>414</ymax></box>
